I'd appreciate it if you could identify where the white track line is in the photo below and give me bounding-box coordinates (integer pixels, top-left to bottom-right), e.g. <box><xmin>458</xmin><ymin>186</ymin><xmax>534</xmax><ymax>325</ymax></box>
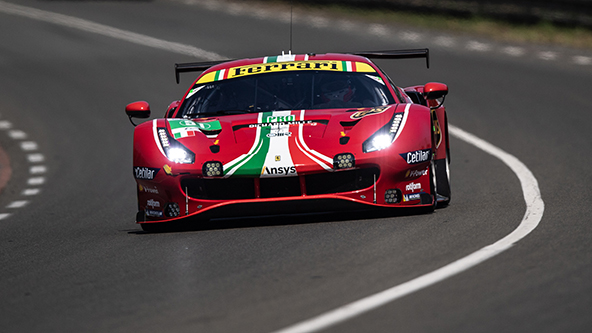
<box><xmin>270</xmin><ymin>125</ymin><xmax>544</xmax><ymax>333</ymax></box>
<box><xmin>0</xmin><ymin>2</ymin><xmax>546</xmax><ymax>330</ymax></box>
<box><xmin>0</xmin><ymin>1</ymin><xmax>223</xmax><ymax>61</ymax></box>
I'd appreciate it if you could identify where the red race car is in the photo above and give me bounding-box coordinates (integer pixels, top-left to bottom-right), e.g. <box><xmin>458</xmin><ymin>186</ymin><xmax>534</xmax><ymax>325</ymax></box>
<box><xmin>126</xmin><ymin>49</ymin><xmax>450</xmax><ymax>231</ymax></box>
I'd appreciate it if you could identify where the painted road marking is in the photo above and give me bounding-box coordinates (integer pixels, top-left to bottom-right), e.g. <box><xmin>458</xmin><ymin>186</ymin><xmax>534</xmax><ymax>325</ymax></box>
<box><xmin>20</xmin><ymin>141</ymin><xmax>38</xmax><ymax>151</ymax></box>
<box><xmin>270</xmin><ymin>125</ymin><xmax>545</xmax><ymax>333</ymax></box>
<box><xmin>30</xmin><ymin>165</ymin><xmax>47</xmax><ymax>174</ymax></box>
<box><xmin>8</xmin><ymin>129</ymin><xmax>26</xmax><ymax>139</ymax></box>
<box><xmin>0</xmin><ymin>115</ymin><xmax>47</xmax><ymax>220</ymax></box>
<box><xmin>0</xmin><ymin>1</ymin><xmax>223</xmax><ymax>61</ymax></box>
<box><xmin>0</xmin><ymin>120</ymin><xmax>12</xmax><ymax>129</ymax></box>
<box><xmin>22</xmin><ymin>188</ymin><xmax>40</xmax><ymax>196</ymax></box>
<box><xmin>27</xmin><ymin>153</ymin><xmax>44</xmax><ymax>163</ymax></box>
<box><xmin>27</xmin><ymin>177</ymin><xmax>45</xmax><ymax>186</ymax></box>
<box><xmin>6</xmin><ymin>200</ymin><xmax>28</xmax><ymax>208</ymax></box>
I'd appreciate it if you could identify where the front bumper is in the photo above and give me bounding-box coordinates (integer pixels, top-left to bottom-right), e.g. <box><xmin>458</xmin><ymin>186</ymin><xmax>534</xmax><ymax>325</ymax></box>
<box><xmin>135</xmin><ymin>163</ymin><xmax>434</xmax><ymax>224</ymax></box>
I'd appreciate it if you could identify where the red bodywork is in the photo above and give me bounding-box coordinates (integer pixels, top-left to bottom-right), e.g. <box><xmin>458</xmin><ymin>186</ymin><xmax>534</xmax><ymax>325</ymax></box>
<box><xmin>128</xmin><ymin>53</ymin><xmax>449</xmax><ymax>225</ymax></box>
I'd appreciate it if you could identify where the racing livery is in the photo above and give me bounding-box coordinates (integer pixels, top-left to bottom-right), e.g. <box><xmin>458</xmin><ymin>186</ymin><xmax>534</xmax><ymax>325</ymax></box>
<box><xmin>126</xmin><ymin>49</ymin><xmax>451</xmax><ymax>231</ymax></box>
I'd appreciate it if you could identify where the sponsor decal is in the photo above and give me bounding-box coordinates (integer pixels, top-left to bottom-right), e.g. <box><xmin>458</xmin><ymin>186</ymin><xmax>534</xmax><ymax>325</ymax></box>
<box><xmin>145</xmin><ymin>209</ymin><xmax>163</xmax><ymax>218</ymax></box>
<box><xmin>139</xmin><ymin>184</ymin><xmax>159</xmax><ymax>194</ymax></box>
<box><xmin>405</xmin><ymin>168</ymin><xmax>429</xmax><ymax>178</ymax></box>
<box><xmin>248</xmin><ymin>119</ymin><xmax>315</xmax><ymax>128</ymax></box>
<box><xmin>134</xmin><ymin>167</ymin><xmax>159</xmax><ymax>180</ymax></box>
<box><xmin>350</xmin><ymin>106</ymin><xmax>389</xmax><ymax>120</ymax></box>
<box><xmin>431</xmin><ymin>109</ymin><xmax>442</xmax><ymax>148</ymax></box>
<box><xmin>147</xmin><ymin>199</ymin><xmax>160</xmax><ymax>209</ymax></box>
<box><xmin>400</xmin><ymin>149</ymin><xmax>431</xmax><ymax>165</ymax></box>
<box><xmin>403</xmin><ymin>193</ymin><xmax>422</xmax><ymax>202</ymax></box>
<box><xmin>267</xmin><ymin>132</ymin><xmax>292</xmax><ymax>138</ymax></box>
<box><xmin>405</xmin><ymin>182</ymin><xmax>422</xmax><ymax>192</ymax></box>
<box><xmin>261</xmin><ymin>166</ymin><xmax>296</xmax><ymax>176</ymax></box>
<box><xmin>197</xmin><ymin>60</ymin><xmax>376</xmax><ymax>84</ymax></box>
<box><xmin>163</xmin><ymin>164</ymin><xmax>173</xmax><ymax>176</ymax></box>
<box><xmin>168</xmin><ymin>119</ymin><xmax>221</xmax><ymax>139</ymax></box>
<box><xmin>275</xmin><ymin>155</ymin><xmax>281</xmax><ymax>162</ymax></box>
<box><xmin>185</xmin><ymin>86</ymin><xmax>204</xmax><ymax>99</ymax></box>
<box><xmin>267</xmin><ymin>115</ymin><xmax>295</xmax><ymax>123</ymax></box>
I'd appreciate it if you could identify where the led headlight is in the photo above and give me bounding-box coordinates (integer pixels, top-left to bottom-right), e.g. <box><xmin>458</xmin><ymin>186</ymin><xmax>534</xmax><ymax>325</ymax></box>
<box><xmin>384</xmin><ymin>189</ymin><xmax>401</xmax><ymax>204</ymax></box>
<box><xmin>164</xmin><ymin>202</ymin><xmax>181</xmax><ymax>217</ymax></box>
<box><xmin>157</xmin><ymin>127</ymin><xmax>195</xmax><ymax>164</ymax></box>
<box><xmin>202</xmin><ymin>161</ymin><xmax>223</xmax><ymax>177</ymax></box>
<box><xmin>362</xmin><ymin>113</ymin><xmax>404</xmax><ymax>153</ymax></box>
<box><xmin>333</xmin><ymin>153</ymin><xmax>355</xmax><ymax>170</ymax></box>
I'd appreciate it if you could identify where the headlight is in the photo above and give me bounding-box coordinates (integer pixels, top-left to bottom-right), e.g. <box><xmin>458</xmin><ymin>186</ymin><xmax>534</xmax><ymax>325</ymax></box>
<box><xmin>363</xmin><ymin>113</ymin><xmax>404</xmax><ymax>153</ymax></box>
<box><xmin>158</xmin><ymin>128</ymin><xmax>195</xmax><ymax>164</ymax></box>
<box><xmin>167</xmin><ymin>147</ymin><xmax>194</xmax><ymax>164</ymax></box>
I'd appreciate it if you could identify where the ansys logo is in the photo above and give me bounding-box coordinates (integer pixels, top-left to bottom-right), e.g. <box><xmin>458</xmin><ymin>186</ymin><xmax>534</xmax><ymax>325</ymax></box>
<box><xmin>262</xmin><ymin>166</ymin><xmax>296</xmax><ymax>176</ymax></box>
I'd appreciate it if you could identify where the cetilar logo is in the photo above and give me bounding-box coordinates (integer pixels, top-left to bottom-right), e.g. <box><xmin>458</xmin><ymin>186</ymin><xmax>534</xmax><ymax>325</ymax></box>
<box><xmin>400</xmin><ymin>149</ymin><xmax>431</xmax><ymax>165</ymax></box>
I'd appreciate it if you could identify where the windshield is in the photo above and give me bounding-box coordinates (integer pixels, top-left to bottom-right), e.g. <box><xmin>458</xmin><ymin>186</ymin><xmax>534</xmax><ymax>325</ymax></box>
<box><xmin>177</xmin><ymin>71</ymin><xmax>396</xmax><ymax>118</ymax></box>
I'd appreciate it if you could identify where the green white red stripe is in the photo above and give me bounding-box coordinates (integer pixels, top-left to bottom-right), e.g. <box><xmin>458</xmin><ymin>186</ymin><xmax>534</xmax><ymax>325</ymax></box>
<box><xmin>264</xmin><ymin>53</ymin><xmax>309</xmax><ymax>63</ymax></box>
<box><xmin>222</xmin><ymin>110</ymin><xmax>333</xmax><ymax>178</ymax></box>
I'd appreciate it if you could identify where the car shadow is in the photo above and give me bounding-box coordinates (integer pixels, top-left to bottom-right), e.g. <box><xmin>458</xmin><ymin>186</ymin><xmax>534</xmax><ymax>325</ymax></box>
<box><xmin>126</xmin><ymin>206</ymin><xmax>433</xmax><ymax>235</ymax></box>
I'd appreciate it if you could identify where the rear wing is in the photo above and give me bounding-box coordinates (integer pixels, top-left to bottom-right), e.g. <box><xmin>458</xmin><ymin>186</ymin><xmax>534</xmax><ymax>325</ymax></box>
<box><xmin>174</xmin><ymin>60</ymin><xmax>232</xmax><ymax>84</ymax></box>
<box><xmin>351</xmin><ymin>48</ymin><xmax>429</xmax><ymax>68</ymax></box>
<box><xmin>174</xmin><ymin>48</ymin><xmax>429</xmax><ymax>84</ymax></box>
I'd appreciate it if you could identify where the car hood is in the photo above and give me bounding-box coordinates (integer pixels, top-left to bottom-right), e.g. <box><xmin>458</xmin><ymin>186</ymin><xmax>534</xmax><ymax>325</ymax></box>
<box><xmin>165</xmin><ymin>105</ymin><xmax>400</xmax><ymax>177</ymax></box>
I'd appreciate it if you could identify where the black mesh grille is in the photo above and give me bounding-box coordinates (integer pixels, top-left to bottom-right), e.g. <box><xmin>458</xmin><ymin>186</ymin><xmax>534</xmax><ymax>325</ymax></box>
<box><xmin>181</xmin><ymin>167</ymin><xmax>379</xmax><ymax>200</ymax></box>
<box><xmin>260</xmin><ymin>177</ymin><xmax>301</xmax><ymax>198</ymax></box>
<box><xmin>181</xmin><ymin>178</ymin><xmax>255</xmax><ymax>200</ymax></box>
<box><xmin>305</xmin><ymin>167</ymin><xmax>379</xmax><ymax>195</ymax></box>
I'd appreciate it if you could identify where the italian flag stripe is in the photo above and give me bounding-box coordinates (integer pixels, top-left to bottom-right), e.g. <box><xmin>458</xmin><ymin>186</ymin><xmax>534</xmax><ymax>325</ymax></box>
<box><xmin>215</xmin><ymin>69</ymin><xmax>227</xmax><ymax>81</ymax></box>
<box><xmin>264</xmin><ymin>54</ymin><xmax>309</xmax><ymax>63</ymax></box>
<box><xmin>342</xmin><ymin>61</ymin><xmax>354</xmax><ymax>72</ymax></box>
<box><xmin>264</xmin><ymin>56</ymin><xmax>277</xmax><ymax>63</ymax></box>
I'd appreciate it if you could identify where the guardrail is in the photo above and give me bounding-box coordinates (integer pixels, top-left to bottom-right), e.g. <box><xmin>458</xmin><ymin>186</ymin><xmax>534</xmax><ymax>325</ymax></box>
<box><xmin>288</xmin><ymin>0</ymin><xmax>592</xmax><ymax>28</ymax></box>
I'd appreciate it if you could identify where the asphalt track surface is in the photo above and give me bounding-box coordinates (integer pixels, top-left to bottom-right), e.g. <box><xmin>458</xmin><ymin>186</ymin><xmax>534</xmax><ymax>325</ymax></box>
<box><xmin>0</xmin><ymin>1</ymin><xmax>590</xmax><ymax>332</ymax></box>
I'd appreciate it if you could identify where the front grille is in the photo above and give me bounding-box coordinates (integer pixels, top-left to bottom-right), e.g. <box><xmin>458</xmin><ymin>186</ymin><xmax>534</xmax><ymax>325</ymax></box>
<box><xmin>305</xmin><ymin>167</ymin><xmax>379</xmax><ymax>195</ymax></box>
<box><xmin>181</xmin><ymin>177</ymin><xmax>255</xmax><ymax>200</ymax></box>
<box><xmin>260</xmin><ymin>176</ymin><xmax>301</xmax><ymax>198</ymax></box>
<box><xmin>181</xmin><ymin>167</ymin><xmax>380</xmax><ymax>200</ymax></box>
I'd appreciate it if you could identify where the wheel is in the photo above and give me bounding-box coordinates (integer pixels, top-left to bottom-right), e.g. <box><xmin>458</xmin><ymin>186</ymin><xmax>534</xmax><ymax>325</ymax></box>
<box><xmin>434</xmin><ymin>150</ymin><xmax>451</xmax><ymax>207</ymax></box>
<box><xmin>426</xmin><ymin>159</ymin><xmax>437</xmax><ymax>212</ymax></box>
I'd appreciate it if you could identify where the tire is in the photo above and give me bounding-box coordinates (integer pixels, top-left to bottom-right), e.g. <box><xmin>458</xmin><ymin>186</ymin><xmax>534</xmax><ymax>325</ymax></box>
<box><xmin>423</xmin><ymin>159</ymin><xmax>436</xmax><ymax>213</ymax></box>
<box><xmin>434</xmin><ymin>152</ymin><xmax>451</xmax><ymax>207</ymax></box>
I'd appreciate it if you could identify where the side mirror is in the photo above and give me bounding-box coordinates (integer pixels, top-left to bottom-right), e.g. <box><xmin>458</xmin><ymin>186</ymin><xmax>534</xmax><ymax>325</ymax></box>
<box><xmin>165</xmin><ymin>100</ymin><xmax>180</xmax><ymax>118</ymax></box>
<box><xmin>125</xmin><ymin>101</ymin><xmax>150</xmax><ymax>126</ymax></box>
<box><xmin>423</xmin><ymin>82</ymin><xmax>448</xmax><ymax>100</ymax></box>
